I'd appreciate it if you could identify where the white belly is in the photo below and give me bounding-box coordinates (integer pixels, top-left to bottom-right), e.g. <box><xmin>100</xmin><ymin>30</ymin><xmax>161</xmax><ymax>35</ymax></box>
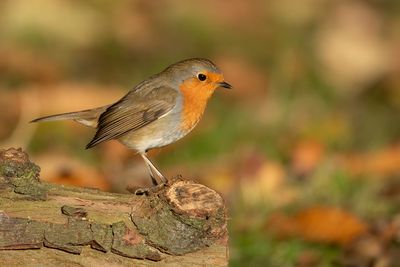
<box><xmin>118</xmin><ymin>111</ymin><xmax>188</xmax><ymax>153</ymax></box>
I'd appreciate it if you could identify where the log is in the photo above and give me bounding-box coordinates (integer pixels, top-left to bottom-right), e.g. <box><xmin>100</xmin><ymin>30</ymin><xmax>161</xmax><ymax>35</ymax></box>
<box><xmin>0</xmin><ymin>148</ymin><xmax>228</xmax><ymax>266</ymax></box>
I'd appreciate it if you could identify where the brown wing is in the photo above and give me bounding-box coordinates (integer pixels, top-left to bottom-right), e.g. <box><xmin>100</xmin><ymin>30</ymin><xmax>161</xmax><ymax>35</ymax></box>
<box><xmin>86</xmin><ymin>86</ymin><xmax>178</xmax><ymax>148</ymax></box>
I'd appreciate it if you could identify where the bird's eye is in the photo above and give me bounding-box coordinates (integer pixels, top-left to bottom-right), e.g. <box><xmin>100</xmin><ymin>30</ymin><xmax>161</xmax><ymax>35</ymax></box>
<box><xmin>198</xmin><ymin>73</ymin><xmax>207</xmax><ymax>81</ymax></box>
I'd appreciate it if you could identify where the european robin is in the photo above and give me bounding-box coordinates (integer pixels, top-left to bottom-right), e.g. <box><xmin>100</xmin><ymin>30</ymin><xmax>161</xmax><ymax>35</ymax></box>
<box><xmin>32</xmin><ymin>58</ymin><xmax>232</xmax><ymax>189</ymax></box>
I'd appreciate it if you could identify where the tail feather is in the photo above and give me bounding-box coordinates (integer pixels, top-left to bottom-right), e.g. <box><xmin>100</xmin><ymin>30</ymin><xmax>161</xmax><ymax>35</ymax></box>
<box><xmin>31</xmin><ymin>106</ymin><xmax>109</xmax><ymax>128</ymax></box>
<box><xmin>31</xmin><ymin>110</ymin><xmax>89</xmax><ymax>122</ymax></box>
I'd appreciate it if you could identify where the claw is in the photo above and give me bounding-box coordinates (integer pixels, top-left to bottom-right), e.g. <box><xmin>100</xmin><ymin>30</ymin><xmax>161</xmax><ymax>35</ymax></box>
<box><xmin>130</xmin><ymin>182</ymin><xmax>167</xmax><ymax>196</ymax></box>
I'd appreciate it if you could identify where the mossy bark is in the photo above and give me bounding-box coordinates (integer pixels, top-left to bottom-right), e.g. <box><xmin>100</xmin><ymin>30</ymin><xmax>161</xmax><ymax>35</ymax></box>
<box><xmin>0</xmin><ymin>148</ymin><xmax>228</xmax><ymax>266</ymax></box>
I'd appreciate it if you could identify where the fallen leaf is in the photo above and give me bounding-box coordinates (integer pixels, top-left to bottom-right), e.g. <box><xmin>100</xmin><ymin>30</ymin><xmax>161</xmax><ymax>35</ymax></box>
<box><xmin>266</xmin><ymin>206</ymin><xmax>368</xmax><ymax>246</ymax></box>
<box><xmin>291</xmin><ymin>140</ymin><xmax>325</xmax><ymax>177</ymax></box>
<box><xmin>340</xmin><ymin>145</ymin><xmax>400</xmax><ymax>177</ymax></box>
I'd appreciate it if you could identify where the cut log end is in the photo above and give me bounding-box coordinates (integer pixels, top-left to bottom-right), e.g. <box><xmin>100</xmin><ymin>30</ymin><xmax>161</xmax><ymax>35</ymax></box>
<box><xmin>166</xmin><ymin>180</ymin><xmax>225</xmax><ymax>218</ymax></box>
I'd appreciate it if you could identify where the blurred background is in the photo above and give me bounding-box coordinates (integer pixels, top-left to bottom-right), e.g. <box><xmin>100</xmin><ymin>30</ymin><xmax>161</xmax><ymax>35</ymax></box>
<box><xmin>1</xmin><ymin>0</ymin><xmax>400</xmax><ymax>266</ymax></box>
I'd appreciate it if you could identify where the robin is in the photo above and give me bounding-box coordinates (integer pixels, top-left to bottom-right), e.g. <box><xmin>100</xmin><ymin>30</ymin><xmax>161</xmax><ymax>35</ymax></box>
<box><xmin>32</xmin><ymin>58</ymin><xmax>232</xmax><ymax>190</ymax></box>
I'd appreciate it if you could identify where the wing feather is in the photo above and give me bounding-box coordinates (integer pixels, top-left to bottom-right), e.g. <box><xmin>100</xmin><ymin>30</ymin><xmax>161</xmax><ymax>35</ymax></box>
<box><xmin>86</xmin><ymin>86</ymin><xmax>177</xmax><ymax>148</ymax></box>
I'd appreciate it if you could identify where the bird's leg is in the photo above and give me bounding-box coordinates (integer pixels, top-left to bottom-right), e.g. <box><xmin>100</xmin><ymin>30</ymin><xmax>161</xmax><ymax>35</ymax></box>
<box><xmin>134</xmin><ymin>153</ymin><xmax>167</xmax><ymax>195</ymax></box>
<box><xmin>140</xmin><ymin>153</ymin><xmax>167</xmax><ymax>184</ymax></box>
<box><xmin>143</xmin><ymin>159</ymin><xmax>158</xmax><ymax>186</ymax></box>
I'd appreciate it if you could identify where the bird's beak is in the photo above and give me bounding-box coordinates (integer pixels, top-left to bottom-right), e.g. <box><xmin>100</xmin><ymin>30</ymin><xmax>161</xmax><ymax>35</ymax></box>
<box><xmin>218</xmin><ymin>81</ymin><xmax>233</xmax><ymax>89</ymax></box>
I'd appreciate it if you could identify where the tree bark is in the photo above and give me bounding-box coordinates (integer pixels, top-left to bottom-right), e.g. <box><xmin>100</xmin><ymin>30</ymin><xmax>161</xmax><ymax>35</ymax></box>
<box><xmin>0</xmin><ymin>148</ymin><xmax>228</xmax><ymax>266</ymax></box>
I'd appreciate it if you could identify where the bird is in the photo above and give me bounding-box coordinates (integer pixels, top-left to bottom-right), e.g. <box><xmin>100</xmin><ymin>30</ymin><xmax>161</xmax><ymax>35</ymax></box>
<box><xmin>31</xmin><ymin>58</ymin><xmax>232</xmax><ymax>190</ymax></box>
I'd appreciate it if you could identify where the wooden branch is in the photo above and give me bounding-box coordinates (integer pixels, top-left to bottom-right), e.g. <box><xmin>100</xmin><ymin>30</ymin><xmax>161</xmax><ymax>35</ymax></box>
<box><xmin>0</xmin><ymin>148</ymin><xmax>228</xmax><ymax>266</ymax></box>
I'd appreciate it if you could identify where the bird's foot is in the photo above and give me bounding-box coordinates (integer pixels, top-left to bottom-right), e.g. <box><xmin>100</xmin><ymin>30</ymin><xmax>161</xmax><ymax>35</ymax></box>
<box><xmin>129</xmin><ymin>182</ymin><xmax>167</xmax><ymax>196</ymax></box>
<box><xmin>127</xmin><ymin>175</ymin><xmax>184</xmax><ymax>196</ymax></box>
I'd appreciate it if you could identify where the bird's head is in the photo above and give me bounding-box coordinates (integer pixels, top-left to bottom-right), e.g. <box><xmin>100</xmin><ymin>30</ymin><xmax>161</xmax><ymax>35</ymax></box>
<box><xmin>164</xmin><ymin>58</ymin><xmax>232</xmax><ymax>98</ymax></box>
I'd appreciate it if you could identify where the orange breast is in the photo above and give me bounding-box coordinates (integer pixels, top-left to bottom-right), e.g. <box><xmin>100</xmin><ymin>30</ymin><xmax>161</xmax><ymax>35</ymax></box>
<box><xmin>179</xmin><ymin>78</ymin><xmax>215</xmax><ymax>132</ymax></box>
